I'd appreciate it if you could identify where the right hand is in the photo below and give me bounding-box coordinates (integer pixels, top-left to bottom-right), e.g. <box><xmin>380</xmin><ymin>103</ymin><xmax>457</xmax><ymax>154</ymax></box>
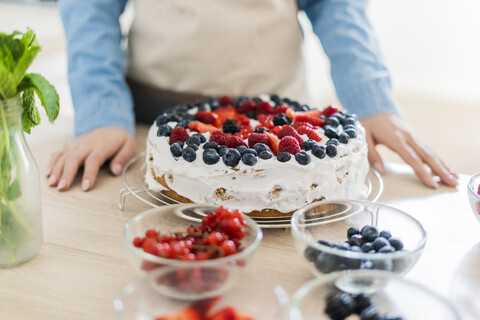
<box><xmin>47</xmin><ymin>127</ymin><xmax>136</xmax><ymax>191</ymax></box>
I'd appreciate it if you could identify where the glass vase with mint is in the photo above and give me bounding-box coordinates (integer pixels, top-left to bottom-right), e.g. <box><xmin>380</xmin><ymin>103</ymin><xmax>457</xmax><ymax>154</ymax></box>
<box><xmin>0</xmin><ymin>29</ymin><xmax>59</xmax><ymax>267</ymax></box>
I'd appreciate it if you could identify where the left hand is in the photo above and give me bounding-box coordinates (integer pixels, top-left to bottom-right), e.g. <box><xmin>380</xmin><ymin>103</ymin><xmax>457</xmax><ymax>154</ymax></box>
<box><xmin>360</xmin><ymin>113</ymin><xmax>458</xmax><ymax>188</ymax></box>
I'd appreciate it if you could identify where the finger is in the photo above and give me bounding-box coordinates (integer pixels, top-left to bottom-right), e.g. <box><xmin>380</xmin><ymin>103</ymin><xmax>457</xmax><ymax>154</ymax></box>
<box><xmin>109</xmin><ymin>137</ymin><xmax>136</xmax><ymax>176</ymax></box>
<box><xmin>390</xmin><ymin>139</ymin><xmax>438</xmax><ymax>189</ymax></box>
<box><xmin>57</xmin><ymin>150</ymin><xmax>89</xmax><ymax>191</ymax></box>
<box><xmin>81</xmin><ymin>151</ymin><xmax>108</xmax><ymax>191</ymax></box>
<box><xmin>365</xmin><ymin>131</ymin><xmax>384</xmax><ymax>174</ymax></box>
<box><xmin>48</xmin><ymin>154</ymin><xmax>67</xmax><ymax>187</ymax></box>
<box><xmin>47</xmin><ymin>150</ymin><xmax>64</xmax><ymax>177</ymax></box>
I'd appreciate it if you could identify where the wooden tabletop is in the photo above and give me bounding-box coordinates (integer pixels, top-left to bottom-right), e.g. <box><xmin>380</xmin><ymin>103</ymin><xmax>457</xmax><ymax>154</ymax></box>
<box><xmin>0</xmin><ymin>118</ymin><xmax>478</xmax><ymax>320</ymax></box>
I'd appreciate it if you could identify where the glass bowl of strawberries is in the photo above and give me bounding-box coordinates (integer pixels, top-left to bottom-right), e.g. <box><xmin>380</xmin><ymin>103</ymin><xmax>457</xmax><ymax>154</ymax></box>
<box><xmin>467</xmin><ymin>172</ymin><xmax>480</xmax><ymax>221</ymax></box>
<box><xmin>123</xmin><ymin>205</ymin><xmax>263</xmax><ymax>299</ymax></box>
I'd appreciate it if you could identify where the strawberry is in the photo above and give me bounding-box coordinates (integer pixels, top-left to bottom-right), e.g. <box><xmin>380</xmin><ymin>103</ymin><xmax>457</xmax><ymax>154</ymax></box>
<box><xmin>237</xmin><ymin>100</ymin><xmax>257</xmax><ymax>114</ymax></box>
<box><xmin>278</xmin><ymin>136</ymin><xmax>301</xmax><ymax>155</ymax></box>
<box><xmin>323</xmin><ymin>105</ymin><xmax>339</xmax><ymax>118</ymax></box>
<box><xmin>234</xmin><ymin>114</ymin><xmax>251</xmax><ymax>126</ymax></box>
<box><xmin>192</xmin><ymin>297</ymin><xmax>221</xmax><ymax>317</ymax></box>
<box><xmin>270</xmin><ymin>126</ymin><xmax>283</xmax><ymax>136</ymax></box>
<box><xmin>256</xmin><ymin>101</ymin><xmax>275</xmax><ymax>114</ymax></box>
<box><xmin>207</xmin><ymin>306</ymin><xmax>237</xmax><ymax>320</ymax></box>
<box><xmin>286</xmin><ymin>108</ymin><xmax>322</xmax><ymax>120</ymax></box>
<box><xmin>265</xmin><ymin>132</ymin><xmax>280</xmax><ymax>155</ymax></box>
<box><xmin>274</xmin><ymin>105</ymin><xmax>291</xmax><ymax>114</ymax></box>
<box><xmin>226</xmin><ymin>135</ymin><xmax>247</xmax><ymax>148</ymax></box>
<box><xmin>219</xmin><ymin>95</ymin><xmax>234</xmax><ymax>107</ymax></box>
<box><xmin>210</xmin><ymin>131</ymin><xmax>228</xmax><ymax>145</ymax></box>
<box><xmin>213</xmin><ymin>106</ymin><xmax>237</xmax><ymax>126</ymax></box>
<box><xmin>248</xmin><ymin>133</ymin><xmax>268</xmax><ymax>148</ymax></box>
<box><xmin>169</xmin><ymin>126</ymin><xmax>190</xmax><ymax>145</ymax></box>
<box><xmin>195</xmin><ymin>111</ymin><xmax>217</xmax><ymax>125</ymax></box>
<box><xmin>294</xmin><ymin>115</ymin><xmax>325</xmax><ymax>127</ymax></box>
<box><xmin>297</xmin><ymin>125</ymin><xmax>322</xmax><ymax>142</ymax></box>
<box><xmin>189</xmin><ymin>122</ymin><xmax>221</xmax><ymax>134</ymax></box>
<box><xmin>278</xmin><ymin>125</ymin><xmax>304</xmax><ymax>146</ymax></box>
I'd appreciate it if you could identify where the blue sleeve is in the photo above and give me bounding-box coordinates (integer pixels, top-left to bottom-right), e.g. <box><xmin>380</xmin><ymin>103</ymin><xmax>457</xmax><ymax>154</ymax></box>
<box><xmin>59</xmin><ymin>0</ymin><xmax>135</xmax><ymax>137</ymax></box>
<box><xmin>299</xmin><ymin>0</ymin><xmax>400</xmax><ymax>119</ymax></box>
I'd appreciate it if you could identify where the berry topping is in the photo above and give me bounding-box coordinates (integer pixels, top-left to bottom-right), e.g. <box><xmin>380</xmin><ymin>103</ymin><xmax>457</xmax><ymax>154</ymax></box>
<box><xmin>222</xmin><ymin>119</ymin><xmax>240</xmax><ymax>134</ymax></box>
<box><xmin>242</xmin><ymin>153</ymin><xmax>257</xmax><ymax>166</ymax></box>
<box><xmin>312</xmin><ymin>145</ymin><xmax>326</xmax><ymax>159</ymax></box>
<box><xmin>169</xmin><ymin>126</ymin><xmax>190</xmax><ymax>144</ymax></box>
<box><xmin>226</xmin><ymin>135</ymin><xmax>247</xmax><ymax>148</ymax></box>
<box><xmin>324</xmin><ymin>126</ymin><xmax>339</xmax><ymax>139</ymax></box>
<box><xmin>297</xmin><ymin>125</ymin><xmax>322</xmax><ymax>142</ymax></box>
<box><xmin>277</xmin><ymin>151</ymin><xmax>292</xmax><ymax>162</ymax></box>
<box><xmin>192</xmin><ymin>133</ymin><xmax>207</xmax><ymax>143</ymax></box>
<box><xmin>303</xmin><ymin>140</ymin><xmax>318</xmax><ymax>151</ymax></box>
<box><xmin>253</xmin><ymin>143</ymin><xmax>270</xmax><ymax>154</ymax></box>
<box><xmin>242</xmin><ymin>148</ymin><xmax>257</xmax><ymax>156</ymax></box>
<box><xmin>344</xmin><ymin>116</ymin><xmax>357</xmax><ymax>126</ymax></box>
<box><xmin>170</xmin><ymin>142</ymin><xmax>183</xmax><ymax>157</ymax></box>
<box><xmin>182</xmin><ymin>147</ymin><xmax>197</xmax><ymax>162</ymax></box>
<box><xmin>338</xmin><ymin>132</ymin><xmax>350</xmax><ymax>144</ymax></box>
<box><xmin>155</xmin><ymin>113</ymin><xmax>169</xmax><ymax>126</ymax></box>
<box><xmin>344</xmin><ymin>128</ymin><xmax>357</xmax><ymax>138</ymax></box>
<box><xmin>203</xmin><ymin>141</ymin><xmax>219</xmax><ymax>150</ymax></box>
<box><xmin>273</xmin><ymin>113</ymin><xmax>291</xmax><ymax>126</ymax></box>
<box><xmin>203</xmin><ymin>149</ymin><xmax>220</xmax><ymax>165</ymax></box>
<box><xmin>293</xmin><ymin>114</ymin><xmax>325</xmax><ymax>127</ymax></box>
<box><xmin>326</xmin><ymin>138</ymin><xmax>339</xmax><ymax>146</ymax></box>
<box><xmin>236</xmin><ymin>145</ymin><xmax>247</xmax><ymax>154</ymax></box>
<box><xmin>219</xmin><ymin>95</ymin><xmax>233</xmax><ymax>106</ymax></box>
<box><xmin>253</xmin><ymin>127</ymin><xmax>270</xmax><ymax>133</ymax></box>
<box><xmin>157</xmin><ymin>124</ymin><xmax>172</xmax><ymax>137</ymax></box>
<box><xmin>257</xmin><ymin>101</ymin><xmax>275</xmax><ymax>114</ymax></box>
<box><xmin>195</xmin><ymin>111</ymin><xmax>217</xmax><ymax>125</ymax></box>
<box><xmin>258</xmin><ymin>150</ymin><xmax>273</xmax><ymax>160</ymax></box>
<box><xmin>188</xmin><ymin>121</ymin><xmax>221</xmax><ymax>133</ymax></box>
<box><xmin>218</xmin><ymin>145</ymin><xmax>228</xmax><ymax>157</ymax></box>
<box><xmin>265</xmin><ymin>132</ymin><xmax>280</xmax><ymax>155</ymax></box>
<box><xmin>210</xmin><ymin>131</ymin><xmax>228</xmax><ymax>145</ymax></box>
<box><xmin>223</xmin><ymin>148</ymin><xmax>241</xmax><ymax>167</ymax></box>
<box><xmin>278</xmin><ymin>125</ymin><xmax>304</xmax><ymax>146</ymax></box>
<box><xmin>186</xmin><ymin>135</ymin><xmax>201</xmax><ymax>146</ymax></box>
<box><xmin>248</xmin><ymin>133</ymin><xmax>269</xmax><ymax>148</ymax></box>
<box><xmin>325</xmin><ymin>117</ymin><xmax>340</xmax><ymax>128</ymax></box>
<box><xmin>237</xmin><ymin>100</ymin><xmax>257</xmax><ymax>114</ymax></box>
<box><xmin>274</xmin><ymin>105</ymin><xmax>291</xmax><ymax>114</ymax></box>
<box><xmin>295</xmin><ymin>151</ymin><xmax>311</xmax><ymax>165</ymax></box>
<box><xmin>323</xmin><ymin>105</ymin><xmax>339</xmax><ymax>118</ymax></box>
<box><xmin>278</xmin><ymin>136</ymin><xmax>301</xmax><ymax>155</ymax></box>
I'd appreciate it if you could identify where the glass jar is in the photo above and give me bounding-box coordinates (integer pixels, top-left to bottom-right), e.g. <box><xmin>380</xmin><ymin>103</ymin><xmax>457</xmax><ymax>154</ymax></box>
<box><xmin>0</xmin><ymin>96</ymin><xmax>43</xmax><ymax>267</ymax></box>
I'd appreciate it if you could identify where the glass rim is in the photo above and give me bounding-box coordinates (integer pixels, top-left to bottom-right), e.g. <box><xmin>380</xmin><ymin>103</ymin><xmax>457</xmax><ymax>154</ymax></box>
<box><xmin>467</xmin><ymin>172</ymin><xmax>480</xmax><ymax>200</ymax></box>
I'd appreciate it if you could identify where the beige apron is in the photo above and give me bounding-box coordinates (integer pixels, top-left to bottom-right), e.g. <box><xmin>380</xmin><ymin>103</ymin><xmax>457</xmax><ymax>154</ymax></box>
<box><xmin>127</xmin><ymin>0</ymin><xmax>308</xmax><ymax>102</ymax></box>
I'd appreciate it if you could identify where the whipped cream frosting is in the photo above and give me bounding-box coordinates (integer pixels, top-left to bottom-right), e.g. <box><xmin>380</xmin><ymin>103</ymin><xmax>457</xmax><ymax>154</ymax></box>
<box><xmin>145</xmin><ymin>115</ymin><xmax>369</xmax><ymax>214</ymax></box>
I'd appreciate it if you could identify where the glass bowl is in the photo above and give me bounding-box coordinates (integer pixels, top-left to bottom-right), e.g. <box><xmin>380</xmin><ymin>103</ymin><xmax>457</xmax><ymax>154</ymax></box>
<box><xmin>289</xmin><ymin>270</ymin><xmax>461</xmax><ymax>320</ymax></box>
<box><xmin>291</xmin><ymin>200</ymin><xmax>427</xmax><ymax>277</ymax></box>
<box><xmin>467</xmin><ymin>172</ymin><xmax>480</xmax><ymax>221</ymax></box>
<box><xmin>123</xmin><ymin>204</ymin><xmax>262</xmax><ymax>299</ymax></box>
<box><xmin>114</xmin><ymin>267</ymin><xmax>289</xmax><ymax>320</ymax></box>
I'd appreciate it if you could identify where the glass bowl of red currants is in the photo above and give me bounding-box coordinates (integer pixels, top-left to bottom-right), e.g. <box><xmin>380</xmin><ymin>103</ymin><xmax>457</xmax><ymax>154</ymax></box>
<box><xmin>291</xmin><ymin>200</ymin><xmax>427</xmax><ymax>278</ymax></box>
<box><xmin>467</xmin><ymin>172</ymin><xmax>480</xmax><ymax>222</ymax></box>
<box><xmin>123</xmin><ymin>204</ymin><xmax>263</xmax><ymax>299</ymax></box>
<box><xmin>289</xmin><ymin>270</ymin><xmax>461</xmax><ymax>320</ymax></box>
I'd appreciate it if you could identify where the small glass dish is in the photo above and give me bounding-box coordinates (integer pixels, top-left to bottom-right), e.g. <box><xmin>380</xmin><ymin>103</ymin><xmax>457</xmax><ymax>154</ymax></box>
<box><xmin>114</xmin><ymin>267</ymin><xmax>289</xmax><ymax>320</ymax></box>
<box><xmin>289</xmin><ymin>270</ymin><xmax>461</xmax><ymax>320</ymax></box>
<box><xmin>291</xmin><ymin>200</ymin><xmax>427</xmax><ymax>277</ymax></box>
<box><xmin>467</xmin><ymin>172</ymin><xmax>480</xmax><ymax>221</ymax></box>
<box><xmin>123</xmin><ymin>204</ymin><xmax>262</xmax><ymax>299</ymax></box>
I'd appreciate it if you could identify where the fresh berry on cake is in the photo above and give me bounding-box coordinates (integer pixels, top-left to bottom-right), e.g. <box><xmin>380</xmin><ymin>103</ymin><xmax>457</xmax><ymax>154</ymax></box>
<box><xmin>145</xmin><ymin>95</ymin><xmax>369</xmax><ymax>217</ymax></box>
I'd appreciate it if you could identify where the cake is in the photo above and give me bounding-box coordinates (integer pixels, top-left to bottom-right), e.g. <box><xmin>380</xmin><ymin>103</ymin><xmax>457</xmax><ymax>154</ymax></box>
<box><xmin>145</xmin><ymin>95</ymin><xmax>369</xmax><ymax>217</ymax></box>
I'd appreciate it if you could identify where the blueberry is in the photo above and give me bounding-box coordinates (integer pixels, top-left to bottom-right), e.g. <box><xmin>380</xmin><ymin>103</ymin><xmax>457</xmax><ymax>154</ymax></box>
<box><xmin>303</xmin><ymin>139</ymin><xmax>318</xmax><ymax>151</ymax></box>
<box><xmin>317</xmin><ymin>239</ymin><xmax>333</xmax><ymax>247</ymax></box>
<box><xmin>223</xmin><ymin>119</ymin><xmax>240</xmax><ymax>134</ymax></box>
<box><xmin>380</xmin><ymin>314</ymin><xmax>405</xmax><ymax>320</ymax></box>
<box><xmin>192</xmin><ymin>133</ymin><xmax>206</xmax><ymax>143</ymax></box>
<box><xmin>344</xmin><ymin>128</ymin><xmax>357</xmax><ymax>138</ymax></box>
<box><xmin>253</xmin><ymin>127</ymin><xmax>270</xmax><ymax>133</ymax></box>
<box><xmin>174</xmin><ymin>105</ymin><xmax>188</xmax><ymax>113</ymax></box>
<box><xmin>270</xmin><ymin>94</ymin><xmax>280</xmax><ymax>104</ymax></box>
<box><xmin>314</xmin><ymin>252</ymin><xmax>337</xmax><ymax>273</ymax></box>
<box><xmin>273</xmin><ymin>113</ymin><xmax>291</xmax><ymax>126</ymax></box>
<box><xmin>379</xmin><ymin>230</ymin><xmax>392</xmax><ymax>240</ymax></box>
<box><xmin>304</xmin><ymin>246</ymin><xmax>319</xmax><ymax>262</ymax></box>
<box><xmin>312</xmin><ymin>146</ymin><xmax>326</xmax><ymax>159</ymax></box>
<box><xmin>330</xmin><ymin>113</ymin><xmax>345</xmax><ymax>125</ymax></box>
<box><xmin>168</xmin><ymin>113</ymin><xmax>180</xmax><ymax>122</ymax></box>
<box><xmin>326</xmin><ymin>138</ymin><xmax>339</xmax><ymax>146</ymax></box>
<box><xmin>353</xmin><ymin>293</ymin><xmax>372</xmax><ymax>314</ymax></box>
<box><xmin>223</xmin><ymin>148</ymin><xmax>241</xmax><ymax>167</ymax></box>
<box><xmin>378</xmin><ymin>246</ymin><xmax>395</xmax><ymax>253</ymax></box>
<box><xmin>351</xmin><ymin>246</ymin><xmax>362</xmax><ymax>252</ymax></box>
<box><xmin>360</xmin><ymin>305</ymin><xmax>380</xmax><ymax>320</ymax></box>
<box><xmin>157</xmin><ymin>124</ymin><xmax>172</xmax><ymax>137</ymax></box>
<box><xmin>258</xmin><ymin>150</ymin><xmax>273</xmax><ymax>160</ymax></box>
<box><xmin>326</xmin><ymin>144</ymin><xmax>337</xmax><ymax>158</ymax></box>
<box><xmin>325</xmin><ymin>117</ymin><xmax>340</xmax><ymax>127</ymax></box>
<box><xmin>203</xmin><ymin>149</ymin><xmax>220</xmax><ymax>165</ymax></box>
<box><xmin>361</xmin><ymin>225</ymin><xmax>379</xmax><ymax>242</ymax></box>
<box><xmin>361</xmin><ymin>242</ymin><xmax>374</xmax><ymax>253</ymax></box>
<box><xmin>325</xmin><ymin>293</ymin><xmax>355</xmax><ymax>320</ymax></box>
<box><xmin>388</xmin><ymin>237</ymin><xmax>404</xmax><ymax>251</ymax></box>
<box><xmin>252</xmin><ymin>97</ymin><xmax>262</xmax><ymax>104</ymax></box>
<box><xmin>209</xmin><ymin>102</ymin><xmax>220</xmax><ymax>111</ymax></box>
<box><xmin>253</xmin><ymin>143</ymin><xmax>270</xmax><ymax>154</ymax></box>
<box><xmin>246</xmin><ymin>111</ymin><xmax>258</xmax><ymax>119</ymax></box>
<box><xmin>295</xmin><ymin>151</ymin><xmax>311</xmax><ymax>165</ymax></box>
<box><xmin>277</xmin><ymin>152</ymin><xmax>291</xmax><ymax>162</ymax></box>
<box><xmin>360</xmin><ymin>259</ymin><xmax>374</xmax><ymax>270</ymax></box>
<box><xmin>243</xmin><ymin>148</ymin><xmax>258</xmax><ymax>156</ymax></box>
<box><xmin>236</xmin><ymin>145</ymin><xmax>248</xmax><ymax>154</ymax></box>
<box><xmin>170</xmin><ymin>142</ymin><xmax>183</xmax><ymax>157</ymax></box>
<box><xmin>186</xmin><ymin>135</ymin><xmax>201</xmax><ymax>146</ymax></box>
<box><xmin>338</xmin><ymin>132</ymin><xmax>349</xmax><ymax>144</ymax></box>
<box><xmin>203</xmin><ymin>141</ymin><xmax>219</xmax><ymax>150</ymax></box>
<box><xmin>373</xmin><ymin>237</ymin><xmax>390</xmax><ymax>251</ymax></box>
<box><xmin>347</xmin><ymin>227</ymin><xmax>360</xmax><ymax>239</ymax></box>
<box><xmin>339</xmin><ymin>242</ymin><xmax>351</xmax><ymax>251</ymax></box>
<box><xmin>155</xmin><ymin>113</ymin><xmax>169</xmax><ymax>126</ymax></box>
<box><xmin>182</xmin><ymin>147</ymin><xmax>196</xmax><ymax>162</ymax></box>
<box><xmin>189</xmin><ymin>144</ymin><xmax>199</xmax><ymax>151</ymax></box>
<box><xmin>324</xmin><ymin>126</ymin><xmax>338</xmax><ymax>139</ymax></box>
<box><xmin>349</xmin><ymin>234</ymin><xmax>365</xmax><ymax>247</ymax></box>
<box><xmin>241</xmin><ymin>153</ymin><xmax>257</xmax><ymax>166</ymax></box>
<box><xmin>344</xmin><ymin>117</ymin><xmax>357</xmax><ymax>126</ymax></box>
<box><xmin>176</xmin><ymin>120</ymin><xmax>191</xmax><ymax>129</ymax></box>
<box><xmin>218</xmin><ymin>145</ymin><xmax>228</xmax><ymax>157</ymax></box>
<box><xmin>300</xmin><ymin>104</ymin><xmax>311</xmax><ymax>111</ymax></box>
<box><xmin>186</xmin><ymin>103</ymin><xmax>196</xmax><ymax>110</ymax></box>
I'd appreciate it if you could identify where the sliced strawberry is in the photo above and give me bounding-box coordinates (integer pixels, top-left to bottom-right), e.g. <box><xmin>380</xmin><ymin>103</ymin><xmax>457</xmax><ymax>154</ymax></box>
<box><xmin>265</xmin><ymin>132</ymin><xmax>280</xmax><ymax>155</ymax></box>
<box><xmin>189</xmin><ymin>122</ymin><xmax>221</xmax><ymax>133</ymax></box>
<box><xmin>297</xmin><ymin>125</ymin><xmax>322</xmax><ymax>142</ymax></box>
<box><xmin>155</xmin><ymin>307</ymin><xmax>202</xmax><ymax>320</ymax></box>
<box><xmin>322</xmin><ymin>105</ymin><xmax>339</xmax><ymax>118</ymax></box>
<box><xmin>213</xmin><ymin>106</ymin><xmax>237</xmax><ymax>126</ymax></box>
<box><xmin>195</xmin><ymin>111</ymin><xmax>217</xmax><ymax>125</ymax></box>
<box><xmin>270</xmin><ymin>126</ymin><xmax>283</xmax><ymax>136</ymax></box>
<box><xmin>257</xmin><ymin>101</ymin><xmax>275</xmax><ymax>114</ymax></box>
<box><xmin>257</xmin><ymin>114</ymin><xmax>267</xmax><ymax>124</ymax></box>
<box><xmin>219</xmin><ymin>95</ymin><xmax>234</xmax><ymax>107</ymax></box>
<box><xmin>294</xmin><ymin>115</ymin><xmax>325</xmax><ymax>127</ymax></box>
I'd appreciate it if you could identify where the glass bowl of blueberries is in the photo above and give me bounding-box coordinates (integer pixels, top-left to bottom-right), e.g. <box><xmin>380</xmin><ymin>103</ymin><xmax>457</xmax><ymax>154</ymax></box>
<box><xmin>289</xmin><ymin>270</ymin><xmax>461</xmax><ymax>320</ymax></box>
<box><xmin>467</xmin><ymin>172</ymin><xmax>480</xmax><ymax>222</ymax></box>
<box><xmin>291</xmin><ymin>200</ymin><xmax>427</xmax><ymax>277</ymax></box>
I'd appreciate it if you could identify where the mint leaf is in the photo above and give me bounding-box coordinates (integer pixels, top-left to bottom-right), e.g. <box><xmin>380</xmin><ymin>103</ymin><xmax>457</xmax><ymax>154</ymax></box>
<box><xmin>21</xmin><ymin>89</ymin><xmax>40</xmax><ymax>134</ymax></box>
<box><xmin>18</xmin><ymin>73</ymin><xmax>59</xmax><ymax>123</ymax></box>
<box><xmin>0</xmin><ymin>59</ymin><xmax>15</xmax><ymax>99</ymax></box>
<box><xmin>6</xmin><ymin>179</ymin><xmax>21</xmax><ymax>201</ymax></box>
<box><xmin>12</xmin><ymin>30</ymin><xmax>40</xmax><ymax>87</ymax></box>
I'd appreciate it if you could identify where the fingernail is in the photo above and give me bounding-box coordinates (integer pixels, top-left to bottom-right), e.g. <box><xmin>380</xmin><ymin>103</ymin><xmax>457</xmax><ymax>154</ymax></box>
<box><xmin>112</xmin><ymin>163</ymin><xmax>123</xmax><ymax>175</ymax></box>
<box><xmin>373</xmin><ymin>162</ymin><xmax>384</xmax><ymax>174</ymax></box>
<box><xmin>48</xmin><ymin>175</ymin><xmax>57</xmax><ymax>186</ymax></box>
<box><xmin>46</xmin><ymin>167</ymin><xmax>51</xmax><ymax>177</ymax></box>
<box><xmin>430</xmin><ymin>179</ymin><xmax>439</xmax><ymax>189</ymax></box>
<box><xmin>448</xmin><ymin>174</ymin><xmax>459</xmax><ymax>185</ymax></box>
<box><xmin>82</xmin><ymin>179</ymin><xmax>90</xmax><ymax>191</ymax></box>
<box><xmin>57</xmin><ymin>179</ymin><xmax>67</xmax><ymax>190</ymax></box>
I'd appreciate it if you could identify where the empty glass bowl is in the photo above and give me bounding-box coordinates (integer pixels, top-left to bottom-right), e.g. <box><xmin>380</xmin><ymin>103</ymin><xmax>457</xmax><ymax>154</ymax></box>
<box><xmin>467</xmin><ymin>172</ymin><xmax>480</xmax><ymax>221</ymax></box>
<box><xmin>290</xmin><ymin>270</ymin><xmax>461</xmax><ymax>320</ymax></box>
<box><xmin>291</xmin><ymin>200</ymin><xmax>427</xmax><ymax>277</ymax></box>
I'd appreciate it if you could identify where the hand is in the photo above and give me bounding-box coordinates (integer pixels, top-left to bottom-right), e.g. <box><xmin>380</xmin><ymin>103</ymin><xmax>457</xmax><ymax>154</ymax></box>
<box><xmin>360</xmin><ymin>113</ymin><xmax>458</xmax><ymax>188</ymax></box>
<box><xmin>46</xmin><ymin>127</ymin><xmax>136</xmax><ymax>191</ymax></box>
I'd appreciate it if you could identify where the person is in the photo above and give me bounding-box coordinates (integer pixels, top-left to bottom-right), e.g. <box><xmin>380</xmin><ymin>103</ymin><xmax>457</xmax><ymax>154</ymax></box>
<box><xmin>49</xmin><ymin>0</ymin><xmax>458</xmax><ymax>192</ymax></box>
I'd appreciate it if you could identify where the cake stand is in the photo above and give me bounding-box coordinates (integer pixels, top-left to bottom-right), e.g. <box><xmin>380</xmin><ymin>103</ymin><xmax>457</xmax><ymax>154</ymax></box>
<box><xmin>119</xmin><ymin>152</ymin><xmax>383</xmax><ymax>228</ymax></box>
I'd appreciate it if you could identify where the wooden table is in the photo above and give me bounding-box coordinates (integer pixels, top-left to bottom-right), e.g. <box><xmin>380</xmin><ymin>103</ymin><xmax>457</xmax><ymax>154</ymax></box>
<box><xmin>0</xmin><ymin>119</ymin><xmax>478</xmax><ymax>320</ymax></box>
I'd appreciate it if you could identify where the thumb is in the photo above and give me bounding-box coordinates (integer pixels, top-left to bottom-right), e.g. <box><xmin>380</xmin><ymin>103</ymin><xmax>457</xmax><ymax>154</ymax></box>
<box><xmin>110</xmin><ymin>137</ymin><xmax>137</xmax><ymax>176</ymax></box>
<box><xmin>366</xmin><ymin>131</ymin><xmax>384</xmax><ymax>174</ymax></box>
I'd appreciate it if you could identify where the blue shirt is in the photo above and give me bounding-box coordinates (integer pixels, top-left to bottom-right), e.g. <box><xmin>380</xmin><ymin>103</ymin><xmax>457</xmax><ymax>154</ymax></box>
<box><xmin>59</xmin><ymin>0</ymin><xmax>399</xmax><ymax>137</ymax></box>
